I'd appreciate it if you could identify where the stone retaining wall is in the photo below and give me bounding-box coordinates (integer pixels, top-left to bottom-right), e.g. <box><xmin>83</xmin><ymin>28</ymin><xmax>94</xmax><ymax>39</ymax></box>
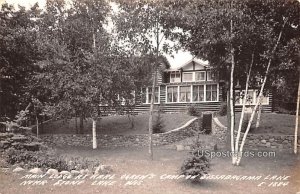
<box><xmin>212</xmin><ymin>117</ymin><xmax>300</xmax><ymax>150</ymax></box>
<box><xmin>212</xmin><ymin>118</ymin><xmax>227</xmax><ymax>146</ymax></box>
<box><xmin>242</xmin><ymin>133</ymin><xmax>299</xmax><ymax>149</ymax></box>
<box><xmin>40</xmin><ymin>118</ymin><xmax>199</xmax><ymax>148</ymax></box>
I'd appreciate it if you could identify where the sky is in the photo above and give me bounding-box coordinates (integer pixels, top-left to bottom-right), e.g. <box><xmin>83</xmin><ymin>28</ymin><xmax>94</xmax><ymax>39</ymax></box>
<box><xmin>1</xmin><ymin>0</ymin><xmax>195</xmax><ymax>68</ymax></box>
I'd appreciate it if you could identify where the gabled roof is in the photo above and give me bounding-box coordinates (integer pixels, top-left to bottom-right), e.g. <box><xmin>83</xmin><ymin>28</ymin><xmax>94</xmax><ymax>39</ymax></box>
<box><xmin>165</xmin><ymin>57</ymin><xmax>209</xmax><ymax>72</ymax></box>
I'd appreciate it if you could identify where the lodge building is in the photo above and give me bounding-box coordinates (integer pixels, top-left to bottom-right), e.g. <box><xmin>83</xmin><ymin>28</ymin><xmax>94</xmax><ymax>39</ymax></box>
<box><xmin>134</xmin><ymin>58</ymin><xmax>273</xmax><ymax>113</ymax></box>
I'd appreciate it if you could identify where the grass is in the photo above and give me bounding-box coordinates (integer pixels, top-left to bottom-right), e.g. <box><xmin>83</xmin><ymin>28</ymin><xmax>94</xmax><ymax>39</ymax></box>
<box><xmin>40</xmin><ymin>112</ymin><xmax>195</xmax><ymax>135</ymax></box>
<box><xmin>1</xmin><ymin>146</ymin><xmax>299</xmax><ymax>194</ymax></box>
<box><xmin>217</xmin><ymin>112</ymin><xmax>296</xmax><ymax>135</ymax></box>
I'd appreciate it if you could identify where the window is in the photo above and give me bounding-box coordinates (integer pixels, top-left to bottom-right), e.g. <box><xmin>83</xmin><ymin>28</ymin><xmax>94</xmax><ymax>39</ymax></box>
<box><xmin>195</xmin><ymin>72</ymin><xmax>205</xmax><ymax>81</ymax></box>
<box><xmin>206</xmin><ymin>84</ymin><xmax>218</xmax><ymax>101</ymax></box>
<box><xmin>207</xmin><ymin>71</ymin><xmax>215</xmax><ymax>81</ymax></box>
<box><xmin>193</xmin><ymin>85</ymin><xmax>204</xmax><ymax>102</ymax></box>
<box><xmin>167</xmin><ymin>86</ymin><xmax>178</xmax><ymax>102</ymax></box>
<box><xmin>170</xmin><ymin>71</ymin><xmax>180</xmax><ymax>83</ymax></box>
<box><xmin>180</xmin><ymin>86</ymin><xmax>191</xmax><ymax>102</ymax></box>
<box><xmin>148</xmin><ymin>87</ymin><xmax>159</xmax><ymax>103</ymax></box>
<box><xmin>260</xmin><ymin>95</ymin><xmax>269</xmax><ymax>104</ymax></box>
<box><xmin>236</xmin><ymin>90</ymin><xmax>269</xmax><ymax>105</ymax></box>
<box><xmin>182</xmin><ymin>72</ymin><xmax>193</xmax><ymax>82</ymax></box>
<box><xmin>235</xmin><ymin>90</ymin><xmax>255</xmax><ymax>105</ymax></box>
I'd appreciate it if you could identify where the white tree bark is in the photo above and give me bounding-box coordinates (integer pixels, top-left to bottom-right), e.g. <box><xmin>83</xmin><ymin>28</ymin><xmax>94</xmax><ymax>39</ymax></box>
<box><xmin>148</xmin><ymin>21</ymin><xmax>160</xmax><ymax>160</ymax></box>
<box><xmin>234</xmin><ymin>53</ymin><xmax>253</xmax><ymax>164</ymax></box>
<box><xmin>229</xmin><ymin>18</ymin><xmax>236</xmax><ymax>164</ymax></box>
<box><xmin>230</xmin><ymin>50</ymin><xmax>235</xmax><ymax>164</ymax></box>
<box><xmin>236</xmin><ymin>19</ymin><xmax>287</xmax><ymax>165</ymax></box>
<box><xmin>92</xmin><ymin>118</ymin><xmax>97</xmax><ymax>149</ymax></box>
<box><xmin>255</xmin><ymin>96</ymin><xmax>263</xmax><ymax>129</ymax></box>
<box><xmin>294</xmin><ymin>74</ymin><xmax>300</xmax><ymax>154</ymax></box>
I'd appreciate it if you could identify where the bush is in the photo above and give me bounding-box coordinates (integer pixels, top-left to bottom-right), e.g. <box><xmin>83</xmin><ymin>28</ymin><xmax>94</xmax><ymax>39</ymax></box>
<box><xmin>218</xmin><ymin>103</ymin><xmax>227</xmax><ymax>116</ymax></box>
<box><xmin>153</xmin><ymin>111</ymin><xmax>165</xmax><ymax>133</ymax></box>
<box><xmin>187</xmin><ymin>105</ymin><xmax>201</xmax><ymax>116</ymax></box>
<box><xmin>181</xmin><ymin>149</ymin><xmax>210</xmax><ymax>182</ymax></box>
<box><xmin>276</xmin><ymin>107</ymin><xmax>296</xmax><ymax>115</ymax></box>
<box><xmin>5</xmin><ymin>147</ymin><xmax>99</xmax><ymax>171</ymax></box>
<box><xmin>241</xmin><ymin>114</ymin><xmax>254</xmax><ymax>133</ymax></box>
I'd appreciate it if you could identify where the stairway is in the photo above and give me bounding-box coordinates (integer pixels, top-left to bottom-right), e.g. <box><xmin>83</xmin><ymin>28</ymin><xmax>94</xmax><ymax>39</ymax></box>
<box><xmin>134</xmin><ymin>102</ymin><xmax>222</xmax><ymax>113</ymax></box>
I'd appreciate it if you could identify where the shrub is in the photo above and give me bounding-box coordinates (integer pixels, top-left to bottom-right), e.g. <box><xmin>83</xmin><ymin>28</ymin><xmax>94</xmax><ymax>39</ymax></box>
<box><xmin>153</xmin><ymin>111</ymin><xmax>165</xmax><ymax>133</ymax></box>
<box><xmin>218</xmin><ymin>103</ymin><xmax>227</xmax><ymax>116</ymax></box>
<box><xmin>276</xmin><ymin>107</ymin><xmax>296</xmax><ymax>115</ymax></box>
<box><xmin>5</xmin><ymin>147</ymin><xmax>100</xmax><ymax>171</ymax></box>
<box><xmin>181</xmin><ymin>149</ymin><xmax>210</xmax><ymax>182</ymax></box>
<box><xmin>187</xmin><ymin>105</ymin><xmax>201</xmax><ymax>116</ymax></box>
<box><xmin>241</xmin><ymin>114</ymin><xmax>254</xmax><ymax>133</ymax></box>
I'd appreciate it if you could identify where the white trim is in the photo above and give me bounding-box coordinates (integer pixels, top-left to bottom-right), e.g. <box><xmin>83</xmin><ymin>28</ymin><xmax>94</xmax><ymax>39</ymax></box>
<box><xmin>204</xmin><ymin>84</ymin><xmax>207</xmax><ymax>102</ymax></box>
<box><xmin>192</xmin><ymin>85</ymin><xmax>205</xmax><ymax>102</ymax></box>
<box><xmin>165</xmin><ymin>85</ymin><xmax>180</xmax><ymax>103</ymax></box>
<box><xmin>217</xmin><ymin>83</ymin><xmax>219</xmax><ymax>102</ymax></box>
<box><xmin>165</xmin><ymin>84</ymin><xmax>220</xmax><ymax>104</ymax></box>
<box><xmin>235</xmin><ymin>89</ymin><xmax>269</xmax><ymax>106</ymax></box>
<box><xmin>182</xmin><ymin>72</ymin><xmax>194</xmax><ymax>82</ymax></box>
<box><xmin>190</xmin><ymin>85</ymin><xmax>193</xmax><ymax>103</ymax></box>
<box><xmin>177</xmin><ymin>86</ymin><xmax>180</xmax><ymax>102</ymax></box>
<box><xmin>143</xmin><ymin>86</ymin><xmax>160</xmax><ymax>104</ymax></box>
<box><xmin>162</xmin><ymin>118</ymin><xmax>198</xmax><ymax>134</ymax></box>
<box><xmin>207</xmin><ymin>71</ymin><xmax>213</xmax><ymax>81</ymax></box>
<box><xmin>170</xmin><ymin>71</ymin><xmax>181</xmax><ymax>83</ymax></box>
<box><xmin>195</xmin><ymin>71</ymin><xmax>206</xmax><ymax>82</ymax></box>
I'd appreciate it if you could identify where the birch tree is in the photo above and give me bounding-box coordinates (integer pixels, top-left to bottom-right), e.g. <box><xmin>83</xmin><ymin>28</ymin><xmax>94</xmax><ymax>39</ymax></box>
<box><xmin>35</xmin><ymin>0</ymin><xmax>137</xmax><ymax>149</ymax></box>
<box><xmin>115</xmin><ymin>0</ymin><xmax>174</xmax><ymax>159</ymax></box>
<box><xmin>295</xmin><ymin>70</ymin><xmax>300</xmax><ymax>154</ymax></box>
<box><xmin>164</xmin><ymin>0</ymin><xmax>300</xmax><ymax>165</ymax></box>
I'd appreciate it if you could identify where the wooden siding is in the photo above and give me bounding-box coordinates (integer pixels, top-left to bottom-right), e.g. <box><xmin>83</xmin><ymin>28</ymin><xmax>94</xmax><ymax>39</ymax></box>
<box><xmin>134</xmin><ymin>102</ymin><xmax>222</xmax><ymax>113</ymax></box>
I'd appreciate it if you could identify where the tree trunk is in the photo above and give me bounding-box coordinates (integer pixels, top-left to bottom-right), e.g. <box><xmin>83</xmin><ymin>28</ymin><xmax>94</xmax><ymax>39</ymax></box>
<box><xmin>229</xmin><ymin>48</ymin><xmax>235</xmax><ymax>164</ymax></box>
<box><xmin>148</xmin><ymin>21</ymin><xmax>160</xmax><ymax>160</ymax></box>
<box><xmin>234</xmin><ymin>53</ymin><xmax>254</xmax><ymax>164</ymax></box>
<box><xmin>226</xmin><ymin>88</ymin><xmax>231</xmax><ymax>149</ymax></box>
<box><xmin>148</xmin><ymin>60</ymin><xmax>158</xmax><ymax>161</ymax></box>
<box><xmin>236</xmin><ymin>19</ymin><xmax>287</xmax><ymax>165</ymax></box>
<box><xmin>41</xmin><ymin>115</ymin><xmax>45</xmax><ymax>134</ymax></box>
<box><xmin>80</xmin><ymin>115</ymin><xmax>84</xmax><ymax>134</ymax></box>
<box><xmin>75</xmin><ymin>116</ymin><xmax>78</xmax><ymax>134</ymax></box>
<box><xmin>36</xmin><ymin>115</ymin><xmax>39</xmax><ymax>138</ymax></box>
<box><xmin>255</xmin><ymin>97</ymin><xmax>263</xmax><ymax>129</ymax></box>
<box><xmin>92</xmin><ymin>118</ymin><xmax>97</xmax><ymax>149</ymax></box>
<box><xmin>294</xmin><ymin>73</ymin><xmax>300</xmax><ymax>154</ymax></box>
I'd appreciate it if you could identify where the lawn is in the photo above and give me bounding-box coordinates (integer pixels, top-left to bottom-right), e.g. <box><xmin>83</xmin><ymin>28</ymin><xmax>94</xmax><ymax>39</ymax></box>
<box><xmin>217</xmin><ymin>113</ymin><xmax>296</xmax><ymax>135</ymax></box>
<box><xmin>1</xmin><ymin>146</ymin><xmax>299</xmax><ymax>194</ymax></box>
<box><xmin>41</xmin><ymin>113</ymin><xmax>195</xmax><ymax>135</ymax></box>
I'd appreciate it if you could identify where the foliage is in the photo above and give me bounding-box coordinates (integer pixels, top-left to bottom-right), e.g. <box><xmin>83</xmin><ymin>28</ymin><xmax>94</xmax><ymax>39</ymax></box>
<box><xmin>152</xmin><ymin>111</ymin><xmax>165</xmax><ymax>133</ymax></box>
<box><xmin>0</xmin><ymin>3</ymin><xmax>42</xmax><ymax>119</ymax></box>
<box><xmin>241</xmin><ymin>114</ymin><xmax>254</xmax><ymax>133</ymax></box>
<box><xmin>187</xmin><ymin>105</ymin><xmax>201</xmax><ymax>117</ymax></box>
<box><xmin>181</xmin><ymin>149</ymin><xmax>210</xmax><ymax>182</ymax></box>
<box><xmin>276</xmin><ymin>107</ymin><xmax>296</xmax><ymax>115</ymax></box>
<box><xmin>218</xmin><ymin>103</ymin><xmax>227</xmax><ymax>116</ymax></box>
<box><xmin>5</xmin><ymin>147</ymin><xmax>100</xmax><ymax>171</ymax></box>
<box><xmin>30</xmin><ymin>0</ymin><xmax>138</xmax><ymax>126</ymax></box>
<box><xmin>0</xmin><ymin>106</ymin><xmax>31</xmax><ymax>133</ymax></box>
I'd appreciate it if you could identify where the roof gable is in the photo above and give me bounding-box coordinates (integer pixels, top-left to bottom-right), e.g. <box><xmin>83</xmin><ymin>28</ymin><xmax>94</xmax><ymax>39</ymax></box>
<box><xmin>165</xmin><ymin>58</ymin><xmax>208</xmax><ymax>72</ymax></box>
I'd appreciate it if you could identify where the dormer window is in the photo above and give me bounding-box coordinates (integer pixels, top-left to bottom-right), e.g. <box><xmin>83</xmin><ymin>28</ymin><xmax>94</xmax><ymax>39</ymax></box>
<box><xmin>195</xmin><ymin>72</ymin><xmax>206</xmax><ymax>81</ymax></box>
<box><xmin>170</xmin><ymin>71</ymin><xmax>180</xmax><ymax>83</ymax></box>
<box><xmin>182</xmin><ymin>72</ymin><xmax>193</xmax><ymax>82</ymax></box>
<box><xmin>207</xmin><ymin>71</ymin><xmax>214</xmax><ymax>81</ymax></box>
